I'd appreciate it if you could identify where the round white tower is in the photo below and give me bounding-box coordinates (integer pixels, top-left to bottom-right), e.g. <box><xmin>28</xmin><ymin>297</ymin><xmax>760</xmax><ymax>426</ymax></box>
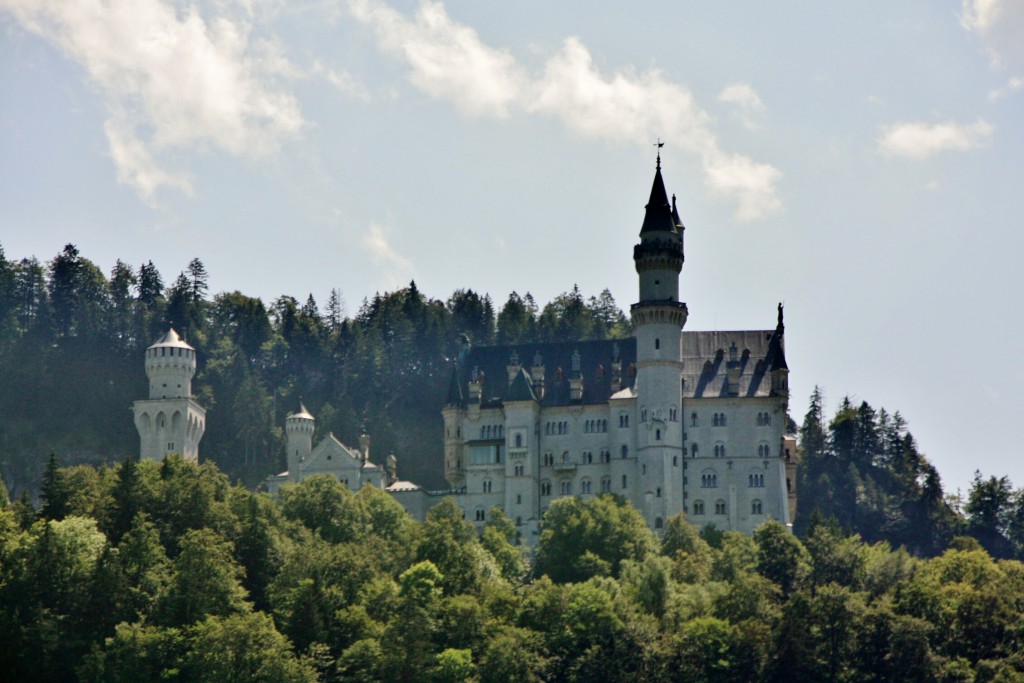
<box><xmin>285</xmin><ymin>404</ymin><xmax>315</xmax><ymax>481</ymax></box>
<box><xmin>133</xmin><ymin>328</ymin><xmax>206</xmax><ymax>462</ymax></box>
<box><xmin>145</xmin><ymin>328</ymin><xmax>197</xmax><ymax>399</ymax></box>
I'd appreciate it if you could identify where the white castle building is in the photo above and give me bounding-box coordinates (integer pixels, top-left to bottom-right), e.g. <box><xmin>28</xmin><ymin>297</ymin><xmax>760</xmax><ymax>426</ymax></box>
<box><xmin>263</xmin><ymin>156</ymin><xmax>798</xmax><ymax>538</ymax></box>
<box><xmin>132</xmin><ymin>157</ymin><xmax>797</xmax><ymax>537</ymax></box>
<box><xmin>132</xmin><ymin>328</ymin><xmax>206</xmax><ymax>462</ymax></box>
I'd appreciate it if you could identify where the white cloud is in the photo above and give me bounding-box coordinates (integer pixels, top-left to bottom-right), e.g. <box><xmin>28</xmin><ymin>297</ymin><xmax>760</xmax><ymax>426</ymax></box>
<box><xmin>718</xmin><ymin>83</ymin><xmax>765</xmax><ymax>129</ymax></box>
<box><xmin>961</xmin><ymin>0</ymin><xmax>1024</xmax><ymax>69</ymax></box>
<box><xmin>1</xmin><ymin>0</ymin><xmax>304</xmax><ymax>199</ymax></box>
<box><xmin>362</xmin><ymin>223</ymin><xmax>414</xmax><ymax>286</ymax></box>
<box><xmin>877</xmin><ymin>119</ymin><xmax>993</xmax><ymax>159</ymax></box>
<box><xmin>348</xmin><ymin>0</ymin><xmax>525</xmax><ymax>118</ymax></box>
<box><xmin>988</xmin><ymin>76</ymin><xmax>1023</xmax><ymax>101</ymax></box>
<box><xmin>348</xmin><ymin>0</ymin><xmax>782</xmax><ymax>221</ymax></box>
<box><xmin>326</xmin><ymin>69</ymin><xmax>373</xmax><ymax>102</ymax></box>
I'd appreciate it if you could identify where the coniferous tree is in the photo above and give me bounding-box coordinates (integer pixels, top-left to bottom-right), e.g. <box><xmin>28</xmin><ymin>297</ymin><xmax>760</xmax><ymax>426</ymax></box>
<box><xmin>40</xmin><ymin>451</ymin><xmax>69</xmax><ymax>520</ymax></box>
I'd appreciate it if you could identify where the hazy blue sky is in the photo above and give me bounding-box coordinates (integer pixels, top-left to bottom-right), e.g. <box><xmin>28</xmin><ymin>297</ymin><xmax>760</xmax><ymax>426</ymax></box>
<box><xmin>2</xmin><ymin>0</ymin><xmax>1022</xmax><ymax>495</ymax></box>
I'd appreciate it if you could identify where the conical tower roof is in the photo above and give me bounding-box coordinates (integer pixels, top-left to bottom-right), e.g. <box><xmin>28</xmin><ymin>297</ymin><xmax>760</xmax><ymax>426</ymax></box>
<box><xmin>288</xmin><ymin>403</ymin><xmax>314</xmax><ymax>420</ymax></box>
<box><xmin>147</xmin><ymin>328</ymin><xmax>194</xmax><ymax>350</ymax></box>
<box><xmin>640</xmin><ymin>160</ymin><xmax>677</xmax><ymax>235</ymax></box>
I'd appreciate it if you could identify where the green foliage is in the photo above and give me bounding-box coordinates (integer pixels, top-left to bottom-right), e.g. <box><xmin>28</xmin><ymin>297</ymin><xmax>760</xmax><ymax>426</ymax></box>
<box><xmin>4</xmin><ymin>455</ymin><xmax>1024</xmax><ymax>680</ymax></box>
<box><xmin>535</xmin><ymin>494</ymin><xmax>657</xmax><ymax>583</ymax></box>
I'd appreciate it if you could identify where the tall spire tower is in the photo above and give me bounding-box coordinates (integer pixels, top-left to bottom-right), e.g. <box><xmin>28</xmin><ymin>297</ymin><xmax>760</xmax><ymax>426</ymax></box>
<box><xmin>631</xmin><ymin>151</ymin><xmax>687</xmax><ymax>526</ymax></box>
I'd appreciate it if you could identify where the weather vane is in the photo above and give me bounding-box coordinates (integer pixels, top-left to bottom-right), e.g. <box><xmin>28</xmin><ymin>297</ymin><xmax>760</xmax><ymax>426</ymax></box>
<box><xmin>654</xmin><ymin>138</ymin><xmax>665</xmax><ymax>169</ymax></box>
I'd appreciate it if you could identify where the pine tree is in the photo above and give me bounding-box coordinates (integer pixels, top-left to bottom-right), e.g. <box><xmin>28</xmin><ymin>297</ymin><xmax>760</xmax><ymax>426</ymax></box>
<box><xmin>40</xmin><ymin>451</ymin><xmax>69</xmax><ymax>520</ymax></box>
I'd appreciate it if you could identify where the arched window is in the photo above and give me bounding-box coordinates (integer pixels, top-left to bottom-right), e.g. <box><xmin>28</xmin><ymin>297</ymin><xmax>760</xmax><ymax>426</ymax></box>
<box><xmin>714</xmin><ymin>443</ymin><xmax>726</xmax><ymax>458</ymax></box>
<box><xmin>515</xmin><ymin>433</ymin><xmax>523</xmax><ymax>448</ymax></box>
<box><xmin>514</xmin><ymin>463</ymin><xmax>524</xmax><ymax>477</ymax></box>
<box><xmin>655</xmin><ymin>517</ymin><xmax>664</xmax><ymax>530</ymax></box>
<box><xmin>561</xmin><ymin>450</ymin><xmax>570</xmax><ymax>463</ymax></box>
<box><xmin>655</xmin><ymin>429</ymin><xmax>662</xmax><ymax>441</ymax></box>
<box><xmin>585</xmin><ymin>451</ymin><xmax>593</xmax><ymax>464</ymax></box>
<box><xmin>693</xmin><ymin>500</ymin><xmax>705</xmax><ymax>515</ymax></box>
<box><xmin>601</xmin><ymin>477</ymin><xmax>611</xmax><ymax>492</ymax></box>
<box><xmin>691</xmin><ymin>412</ymin><xmax>699</xmax><ymax>427</ymax></box>
<box><xmin>715</xmin><ymin>500</ymin><xmax>727</xmax><ymax>515</ymax></box>
<box><xmin>621</xmin><ymin>445</ymin><xmax>629</xmax><ymax>459</ymax></box>
<box><xmin>622</xmin><ymin>474</ymin><xmax>628</xmax><ymax>489</ymax></box>
<box><xmin>543</xmin><ymin>452</ymin><xmax>554</xmax><ymax>466</ymax></box>
<box><xmin>482</xmin><ymin>479</ymin><xmax>492</xmax><ymax>493</ymax></box>
<box><xmin>691</xmin><ymin>443</ymin><xmax>699</xmax><ymax>457</ymax></box>
<box><xmin>758</xmin><ymin>442</ymin><xmax>771</xmax><ymax>458</ymax></box>
<box><xmin>601</xmin><ymin>449</ymin><xmax>610</xmax><ymax>463</ymax></box>
<box><xmin>475</xmin><ymin>508</ymin><xmax>485</xmax><ymax>521</ymax></box>
<box><xmin>701</xmin><ymin>469</ymin><xmax>718</xmax><ymax>488</ymax></box>
<box><xmin>541</xmin><ymin>481</ymin><xmax>551</xmax><ymax>496</ymax></box>
<box><xmin>752</xmin><ymin>499</ymin><xmax>763</xmax><ymax>515</ymax></box>
<box><xmin>581</xmin><ymin>479</ymin><xmax>592</xmax><ymax>494</ymax></box>
<box><xmin>560</xmin><ymin>480</ymin><xmax>572</xmax><ymax>495</ymax></box>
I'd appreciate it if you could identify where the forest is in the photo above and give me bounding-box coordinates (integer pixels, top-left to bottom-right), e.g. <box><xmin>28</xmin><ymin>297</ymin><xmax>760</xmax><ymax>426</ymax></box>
<box><xmin>4</xmin><ymin>455</ymin><xmax>1024</xmax><ymax>682</ymax></box>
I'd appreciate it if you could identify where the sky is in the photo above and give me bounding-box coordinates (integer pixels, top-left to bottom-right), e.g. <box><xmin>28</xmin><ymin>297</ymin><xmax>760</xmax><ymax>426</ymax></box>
<box><xmin>1</xmin><ymin>0</ymin><xmax>1022</xmax><ymax>496</ymax></box>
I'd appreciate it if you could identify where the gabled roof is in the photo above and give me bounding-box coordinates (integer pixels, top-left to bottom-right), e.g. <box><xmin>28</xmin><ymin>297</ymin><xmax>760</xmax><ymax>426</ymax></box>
<box><xmin>460</xmin><ymin>339</ymin><xmax>637</xmax><ymax>407</ymax></box>
<box><xmin>504</xmin><ymin>367</ymin><xmax>539</xmax><ymax>402</ymax></box>
<box><xmin>682</xmin><ymin>330</ymin><xmax>780</xmax><ymax>398</ymax></box>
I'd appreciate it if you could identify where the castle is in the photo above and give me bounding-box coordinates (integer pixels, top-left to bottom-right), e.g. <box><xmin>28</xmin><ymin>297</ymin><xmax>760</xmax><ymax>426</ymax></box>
<box><xmin>136</xmin><ymin>157</ymin><xmax>798</xmax><ymax>537</ymax></box>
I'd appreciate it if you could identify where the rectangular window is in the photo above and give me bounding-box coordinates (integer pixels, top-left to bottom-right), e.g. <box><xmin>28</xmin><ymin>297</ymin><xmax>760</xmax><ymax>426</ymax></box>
<box><xmin>469</xmin><ymin>444</ymin><xmax>504</xmax><ymax>465</ymax></box>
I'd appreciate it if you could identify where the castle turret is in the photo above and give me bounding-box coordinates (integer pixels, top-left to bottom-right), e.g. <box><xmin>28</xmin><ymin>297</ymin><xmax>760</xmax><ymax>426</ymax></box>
<box><xmin>133</xmin><ymin>329</ymin><xmax>206</xmax><ymax>462</ymax></box>
<box><xmin>285</xmin><ymin>404</ymin><xmax>315</xmax><ymax>480</ymax></box>
<box><xmin>443</xmin><ymin>364</ymin><xmax>467</xmax><ymax>487</ymax></box>
<box><xmin>631</xmin><ymin>152</ymin><xmax>687</xmax><ymax>528</ymax></box>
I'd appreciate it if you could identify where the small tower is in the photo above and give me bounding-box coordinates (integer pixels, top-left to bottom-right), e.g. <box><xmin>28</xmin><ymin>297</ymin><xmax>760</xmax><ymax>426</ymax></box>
<box><xmin>285</xmin><ymin>403</ymin><xmax>315</xmax><ymax>480</ymax></box>
<box><xmin>769</xmin><ymin>303</ymin><xmax>790</xmax><ymax>397</ymax></box>
<box><xmin>132</xmin><ymin>329</ymin><xmax>206</xmax><ymax>462</ymax></box>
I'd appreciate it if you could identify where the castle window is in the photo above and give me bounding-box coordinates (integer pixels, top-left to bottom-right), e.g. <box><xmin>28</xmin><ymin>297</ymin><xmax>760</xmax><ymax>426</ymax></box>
<box><xmin>601</xmin><ymin>477</ymin><xmax>611</xmax><ymax>493</ymax></box>
<box><xmin>581</xmin><ymin>479</ymin><xmax>592</xmax><ymax>494</ymax></box>
<box><xmin>543</xmin><ymin>452</ymin><xmax>554</xmax><ymax>466</ymax></box>
<box><xmin>748</xmin><ymin>471</ymin><xmax>765</xmax><ymax>488</ymax></box>
<box><xmin>621</xmin><ymin>445</ymin><xmax>629</xmax><ymax>459</ymax></box>
<box><xmin>601</xmin><ymin>449</ymin><xmax>610</xmax><ymax>463</ymax></box>
<box><xmin>514</xmin><ymin>463</ymin><xmax>524</xmax><ymax>477</ymax></box>
<box><xmin>693</xmin><ymin>500</ymin><xmax>705</xmax><ymax>515</ymax></box>
<box><xmin>714</xmin><ymin>443</ymin><xmax>725</xmax><ymax>458</ymax></box>
<box><xmin>561</xmin><ymin>451</ymin><xmax>570</xmax><ymax>463</ymax></box>
<box><xmin>700</xmin><ymin>470</ymin><xmax>718</xmax><ymax>488</ymax></box>
<box><xmin>752</xmin><ymin>499</ymin><xmax>763</xmax><ymax>515</ymax></box>
<box><xmin>691</xmin><ymin>413</ymin><xmax>698</xmax><ymax>427</ymax></box>
<box><xmin>483</xmin><ymin>479</ymin><xmax>492</xmax><ymax>493</ymax></box>
<box><xmin>656</xmin><ymin>487</ymin><xmax>662</xmax><ymax>498</ymax></box>
<box><xmin>670</xmin><ymin>407</ymin><xmax>677</xmax><ymax>421</ymax></box>
<box><xmin>475</xmin><ymin>508</ymin><xmax>485</xmax><ymax>521</ymax></box>
<box><xmin>560</xmin><ymin>480</ymin><xmax>572</xmax><ymax>495</ymax></box>
<box><xmin>516</xmin><ymin>494</ymin><xmax>522</xmax><ymax>504</ymax></box>
<box><xmin>515</xmin><ymin>434</ymin><xmax>523</xmax><ymax>448</ymax></box>
<box><xmin>691</xmin><ymin>444</ymin><xmax>698</xmax><ymax>457</ymax></box>
<box><xmin>758</xmin><ymin>442</ymin><xmax>771</xmax><ymax>458</ymax></box>
<box><xmin>516</xmin><ymin>516</ymin><xmax>522</xmax><ymax>526</ymax></box>
<box><xmin>622</xmin><ymin>475</ymin><xmax>628</xmax><ymax>489</ymax></box>
<box><xmin>642</xmin><ymin>464</ymin><xmax>647</xmax><ymax>475</ymax></box>
<box><xmin>715</xmin><ymin>500</ymin><xmax>727</xmax><ymax>515</ymax></box>
<box><xmin>641</xmin><ymin>409</ymin><xmax>647</xmax><ymax>422</ymax></box>
<box><xmin>656</xmin><ymin>429</ymin><xmax>661</xmax><ymax>441</ymax></box>
<box><xmin>655</xmin><ymin>516</ymin><xmax>664</xmax><ymax>529</ymax></box>
<box><xmin>673</xmin><ymin>456</ymin><xmax>678</xmax><ymax>466</ymax></box>
<box><xmin>585</xmin><ymin>451</ymin><xmax>593</xmax><ymax>464</ymax></box>
<box><xmin>541</xmin><ymin>481</ymin><xmax>551</xmax><ymax>496</ymax></box>
<box><xmin>655</xmin><ymin>338</ymin><xmax>660</xmax><ymax>350</ymax></box>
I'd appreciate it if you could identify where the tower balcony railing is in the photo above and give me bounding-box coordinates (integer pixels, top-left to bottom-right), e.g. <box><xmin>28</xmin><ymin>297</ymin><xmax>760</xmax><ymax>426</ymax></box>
<box><xmin>630</xmin><ymin>299</ymin><xmax>688</xmax><ymax>311</ymax></box>
<box><xmin>553</xmin><ymin>461</ymin><xmax>577</xmax><ymax>472</ymax></box>
<box><xmin>633</xmin><ymin>239</ymin><xmax>683</xmax><ymax>259</ymax></box>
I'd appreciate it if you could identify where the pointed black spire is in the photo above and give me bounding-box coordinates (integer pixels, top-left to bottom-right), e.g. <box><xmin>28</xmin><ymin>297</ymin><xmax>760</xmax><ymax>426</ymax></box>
<box><xmin>769</xmin><ymin>304</ymin><xmax>788</xmax><ymax>372</ymax></box>
<box><xmin>640</xmin><ymin>158</ymin><xmax>677</xmax><ymax>235</ymax></box>
<box><xmin>445</xmin><ymin>364</ymin><xmax>464</xmax><ymax>407</ymax></box>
